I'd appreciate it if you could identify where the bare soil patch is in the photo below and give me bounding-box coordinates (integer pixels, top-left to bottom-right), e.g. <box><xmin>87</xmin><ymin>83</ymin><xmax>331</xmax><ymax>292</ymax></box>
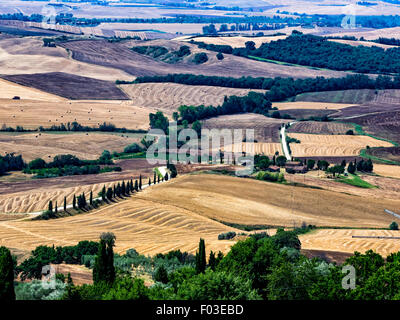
<box><xmin>2</xmin><ymin>73</ymin><xmax>129</xmax><ymax>100</ymax></box>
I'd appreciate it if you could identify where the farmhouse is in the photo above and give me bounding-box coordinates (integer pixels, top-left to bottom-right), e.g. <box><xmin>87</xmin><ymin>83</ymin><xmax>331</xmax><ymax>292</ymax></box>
<box><xmin>285</xmin><ymin>161</ymin><xmax>308</xmax><ymax>174</ymax></box>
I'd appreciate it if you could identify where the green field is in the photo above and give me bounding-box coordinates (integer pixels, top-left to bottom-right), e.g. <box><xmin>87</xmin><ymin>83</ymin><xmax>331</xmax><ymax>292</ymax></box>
<box><xmin>337</xmin><ymin>174</ymin><xmax>376</xmax><ymax>188</ymax></box>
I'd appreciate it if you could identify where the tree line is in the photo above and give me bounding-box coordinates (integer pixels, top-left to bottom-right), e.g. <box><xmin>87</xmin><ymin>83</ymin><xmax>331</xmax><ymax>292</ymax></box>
<box><xmin>5</xmin><ymin>226</ymin><xmax>400</xmax><ymax>300</ymax></box>
<box><xmin>233</xmin><ymin>32</ymin><xmax>400</xmax><ymax>74</ymax></box>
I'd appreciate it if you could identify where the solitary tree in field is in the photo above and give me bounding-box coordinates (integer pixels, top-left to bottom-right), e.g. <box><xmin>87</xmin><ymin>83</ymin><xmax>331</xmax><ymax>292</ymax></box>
<box><xmin>195</xmin><ymin>238</ymin><xmax>206</xmax><ymax>274</ymax></box>
<box><xmin>0</xmin><ymin>246</ymin><xmax>15</xmax><ymax>300</ymax></box>
<box><xmin>93</xmin><ymin>233</ymin><xmax>116</xmax><ymax>284</ymax></box>
<box><xmin>390</xmin><ymin>222</ymin><xmax>399</xmax><ymax>230</ymax></box>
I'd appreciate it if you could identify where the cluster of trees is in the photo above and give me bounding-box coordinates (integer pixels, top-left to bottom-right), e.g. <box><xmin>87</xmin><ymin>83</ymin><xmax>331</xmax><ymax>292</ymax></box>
<box><xmin>373</xmin><ymin>37</ymin><xmax>400</xmax><ymax>46</ymax></box>
<box><xmin>256</xmin><ymin>171</ymin><xmax>285</xmax><ymax>183</ymax></box>
<box><xmin>37</xmin><ymin>121</ymin><xmax>146</xmax><ymax>134</ymax></box>
<box><xmin>218</xmin><ymin>232</ymin><xmax>237</xmax><ymax>240</ymax></box>
<box><xmin>0</xmin><ymin>153</ymin><xmax>25</xmax><ymax>176</ymax></box>
<box><xmin>193</xmin><ymin>41</ymin><xmax>233</xmax><ymax>54</ymax></box>
<box><xmin>176</xmin><ymin>91</ymin><xmax>272</xmax><ymax>124</ymax></box>
<box><xmin>347</xmin><ymin>159</ymin><xmax>374</xmax><ymax>174</ymax></box>
<box><xmin>131</xmin><ymin>45</ymin><xmax>191</xmax><ymax>62</ymax></box>
<box><xmin>234</xmin><ymin>33</ymin><xmax>400</xmax><ymax>74</ymax></box>
<box><xmin>6</xmin><ymin>226</ymin><xmax>400</xmax><ymax>300</ymax></box>
<box><xmin>17</xmin><ymin>241</ymin><xmax>99</xmax><ymax>281</ymax></box>
<box><xmin>23</xmin><ymin>153</ymin><xmax>120</xmax><ymax>179</ymax></box>
<box><xmin>192</xmin><ymin>52</ymin><xmax>208</xmax><ymax>64</ymax></box>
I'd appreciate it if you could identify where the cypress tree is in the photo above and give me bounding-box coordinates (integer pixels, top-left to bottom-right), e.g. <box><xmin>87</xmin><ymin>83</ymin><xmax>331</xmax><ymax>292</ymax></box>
<box><xmin>121</xmin><ymin>181</ymin><xmax>126</xmax><ymax>196</ymax></box>
<box><xmin>64</xmin><ymin>196</ymin><xmax>67</xmax><ymax>211</ymax></box>
<box><xmin>130</xmin><ymin>179</ymin><xmax>134</xmax><ymax>193</ymax></box>
<box><xmin>116</xmin><ymin>183</ymin><xmax>121</xmax><ymax>197</ymax></box>
<box><xmin>73</xmin><ymin>195</ymin><xmax>76</xmax><ymax>209</ymax></box>
<box><xmin>208</xmin><ymin>251</ymin><xmax>216</xmax><ymax>271</ymax></box>
<box><xmin>195</xmin><ymin>238</ymin><xmax>206</xmax><ymax>274</ymax></box>
<box><xmin>164</xmin><ymin>172</ymin><xmax>169</xmax><ymax>181</ymax></box>
<box><xmin>0</xmin><ymin>246</ymin><xmax>15</xmax><ymax>300</ymax></box>
<box><xmin>135</xmin><ymin>180</ymin><xmax>139</xmax><ymax>192</ymax></box>
<box><xmin>106</xmin><ymin>187</ymin><xmax>113</xmax><ymax>200</ymax></box>
<box><xmin>48</xmin><ymin>200</ymin><xmax>53</xmax><ymax>213</ymax></box>
<box><xmin>157</xmin><ymin>175</ymin><xmax>160</xmax><ymax>184</ymax></box>
<box><xmin>90</xmin><ymin>191</ymin><xmax>93</xmax><ymax>206</ymax></box>
<box><xmin>93</xmin><ymin>233</ymin><xmax>116</xmax><ymax>284</ymax></box>
<box><xmin>148</xmin><ymin>177</ymin><xmax>151</xmax><ymax>186</ymax></box>
<box><xmin>113</xmin><ymin>185</ymin><xmax>116</xmax><ymax>197</ymax></box>
<box><xmin>101</xmin><ymin>185</ymin><xmax>106</xmax><ymax>201</ymax></box>
<box><xmin>139</xmin><ymin>175</ymin><xmax>142</xmax><ymax>190</ymax></box>
<box><xmin>55</xmin><ymin>201</ymin><xmax>58</xmax><ymax>214</ymax></box>
<box><xmin>154</xmin><ymin>172</ymin><xmax>157</xmax><ymax>184</ymax></box>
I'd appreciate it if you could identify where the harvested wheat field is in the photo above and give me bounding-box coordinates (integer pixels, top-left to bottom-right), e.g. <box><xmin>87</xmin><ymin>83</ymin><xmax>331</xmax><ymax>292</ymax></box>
<box><xmin>300</xmin><ymin>229</ymin><xmax>400</xmax><ymax>257</ymax></box>
<box><xmin>218</xmin><ymin>142</ymin><xmax>283</xmax><ymax>156</ymax></box>
<box><xmin>287</xmin><ymin>133</ymin><xmax>393</xmax><ymax>157</ymax></box>
<box><xmin>373</xmin><ymin>164</ymin><xmax>400</xmax><ymax>179</ymax></box>
<box><xmin>0</xmin><ymin>181</ymin><xmax>117</xmax><ymax>214</ymax></box>
<box><xmin>0</xmin><ymin>38</ymin><xmax>133</xmax><ymax>82</ymax></box>
<box><xmin>0</xmin><ymin>194</ymin><xmax>237</xmax><ymax>256</ymax></box>
<box><xmin>0</xmin><ymin>99</ymin><xmax>154</xmax><ymax>130</ymax></box>
<box><xmin>287</xmin><ymin>122</ymin><xmax>354</xmax><ymax>135</ymax></box>
<box><xmin>203</xmin><ymin>113</ymin><xmax>289</xmax><ymax>143</ymax></box>
<box><xmin>0</xmin><ymin>132</ymin><xmax>143</xmax><ymax>162</ymax></box>
<box><xmin>0</xmin><ymin>79</ymin><xmax>64</xmax><ymax>102</ymax></box>
<box><xmin>178</xmin><ymin>35</ymin><xmax>288</xmax><ymax>48</ymax></box>
<box><xmin>121</xmin><ymin>83</ymin><xmax>264</xmax><ymax>111</ymax></box>
<box><xmin>135</xmin><ymin>174</ymin><xmax>399</xmax><ymax>229</ymax></box>
<box><xmin>273</xmin><ymin>101</ymin><xmax>356</xmax><ymax>110</ymax></box>
<box><xmin>51</xmin><ymin>264</ymin><xmax>92</xmax><ymax>285</ymax></box>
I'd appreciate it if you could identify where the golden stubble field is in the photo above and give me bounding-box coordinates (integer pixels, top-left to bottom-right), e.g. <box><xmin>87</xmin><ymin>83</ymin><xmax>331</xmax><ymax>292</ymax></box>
<box><xmin>273</xmin><ymin>101</ymin><xmax>357</xmax><ymax>110</ymax></box>
<box><xmin>0</xmin><ymin>191</ymin><xmax>236</xmax><ymax>257</ymax></box>
<box><xmin>299</xmin><ymin>229</ymin><xmax>400</xmax><ymax>257</ymax></box>
<box><xmin>121</xmin><ymin>82</ymin><xmax>265</xmax><ymax>112</ymax></box>
<box><xmin>0</xmin><ymin>174</ymin><xmax>399</xmax><ymax>257</ymax></box>
<box><xmin>373</xmin><ymin>164</ymin><xmax>400</xmax><ymax>180</ymax></box>
<box><xmin>0</xmin><ymin>132</ymin><xmax>143</xmax><ymax>162</ymax></box>
<box><xmin>287</xmin><ymin>133</ymin><xmax>394</xmax><ymax>157</ymax></box>
<box><xmin>135</xmin><ymin>174</ymin><xmax>399</xmax><ymax>229</ymax></box>
<box><xmin>0</xmin><ymin>98</ymin><xmax>155</xmax><ymax>130</ymax></box>
<box><xmin>0</xmin><ymin>38</ymin><xmax>133</xmax><ymax>82</ymax></box>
